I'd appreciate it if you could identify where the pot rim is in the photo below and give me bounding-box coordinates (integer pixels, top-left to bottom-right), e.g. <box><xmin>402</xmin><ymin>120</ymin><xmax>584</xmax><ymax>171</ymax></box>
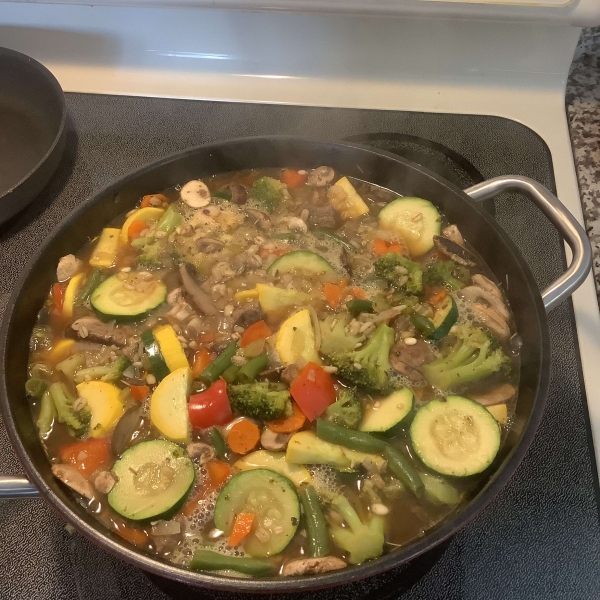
<box><xmin>0</xmin><ymin>135</ymin><xmax>551</xmax><ymax>593</ymax></box>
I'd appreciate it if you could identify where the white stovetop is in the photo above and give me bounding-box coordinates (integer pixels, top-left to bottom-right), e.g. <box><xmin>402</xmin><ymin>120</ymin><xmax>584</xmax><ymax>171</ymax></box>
<box><xmin>1</xmin><ymin>2</ymin><xmax>600</xmax><ymax>468</ymax></box>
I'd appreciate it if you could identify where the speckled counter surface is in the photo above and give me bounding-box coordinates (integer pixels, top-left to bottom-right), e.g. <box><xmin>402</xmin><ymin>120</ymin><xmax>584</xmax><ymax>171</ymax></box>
<box><xmin>567</xmin><ymin>27</ymin><xmax>600</xmax><ymax>298</ymax></box>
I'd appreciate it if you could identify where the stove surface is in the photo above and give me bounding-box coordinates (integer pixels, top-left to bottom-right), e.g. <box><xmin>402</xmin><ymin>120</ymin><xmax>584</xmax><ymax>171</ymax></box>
<box><xmin>1</xmin><ymin>94</ymin><xmax>599</xmax><ymax>599</ymax></box>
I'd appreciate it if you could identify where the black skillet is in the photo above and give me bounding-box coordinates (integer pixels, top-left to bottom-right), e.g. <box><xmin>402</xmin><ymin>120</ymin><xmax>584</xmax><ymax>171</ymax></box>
<box><xmin>0</xmin><ymin>137</ymin><xmax>591</xmax><ymax>592</ymax></box>
<box><xmin>0</xmin><ymin>47</ymin><xmax>66</xmax><ymax>223</ymax></box>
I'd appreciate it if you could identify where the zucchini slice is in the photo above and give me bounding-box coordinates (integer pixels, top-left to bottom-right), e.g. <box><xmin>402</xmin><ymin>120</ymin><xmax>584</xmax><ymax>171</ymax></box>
<box><xmin>153</xmin><ymin>324</ymin><xmax>189</xmax><ymax>372</ymax></box>
<box><xmin>378</xmin><ymin>197</ymin><xmax>441</xmax><ymax>256</ymax></box>
<box><xmin>149</xmin><ymin>367</ymin><xmax>192</xmax><ymax>443</ymax></box>
<box><xmin>410</xmin><ymin>395</ymin><xmax>501</xmax><ymax>477</ymax></box>
<box><xmin>267</xmin><ymin>250</ymin><xmax>334</xmax><ymax>276</ymax></box>
<box><xmin>141</xmin><ymin>330</ymin><xmax>170</xmax><ymax>382</ymax></box>
<box><xmin>108</xmin><ymin>439</ymin><xmax>195</xmax><ymax>521</ymax></box>
<box><xmin>428</xmin><ymin>296</ymin><xmax>458</xmax><ymax>341</ymax></box>
<box><xmin>91</xmin><ymin>273</ymin><xmax>166</xmax><ymax>322</ymax></box>
<box><xmin>76</xmin><ymin>381</ymin><xmax>124</xmax><ymax>438</ymax></box>
<box><xmin>214</xmin><ymin>469</ymin><xmax>300</xmax><ymax>557</ymax></box>
<box><xmin>359</xmin><ymin>388</ymin><xmax>413</xmax><ymax>433</ymax></box>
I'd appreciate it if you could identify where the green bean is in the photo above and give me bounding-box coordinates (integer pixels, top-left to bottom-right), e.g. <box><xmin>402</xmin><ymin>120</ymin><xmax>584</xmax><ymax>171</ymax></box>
<box><xmin>410</xmin><ymin>314</ymin><xmax>436</xmax><ymax>336</ymax></box>
<box><xmin>25</xmin><ymin>377</ymin><xmax>47</xmax><ymax>400</ymax></box>
<box><xmin>312</xmin><ymin>229</ymin><xmax>356</xmax><ymax>252</ymax></box>
<box><xmin>299</xmin><ymin>485</ymin><xmax>329</xmax><ymax>558</ymax></box>
<box><xmin>210</xmin><ymin>427</ymin><xmax>227</xmax><ymax>459</ymax></box>
<box><xmin>316</xmin><ymin>420</ymin><xmax>387</xmax><ymax>454</ymax></box>
<box><xmin>36</xmin><ymin>390</ymin><xmax>56</xmax><ymax>437</ymax></box>
<box><xmin>346</xmin><ymin>299</ymin><xmax>375</xmax><ymax>317</ymax></box>
<box><xmin>235</xmin><ymin>354</ymin><xmax>269</xmax><ymax>383</ymax></box>
<box><xmin>383</xmin><ymin>445</ymin><xmax>424</xmax><ymax>498</ymax></box>
<box><xmin>76</xmin><ymin>269</ymin><xmax>104</xmax><ymax>303</ymax></box>
<box><xmin>200</xmin><ymin>342</ymin><xmax>238</xmax><ymax>384</ymax></box>
<box><xmin>270</xmin><ymin>232</ymin><xmax>297</xmax><ymax>241</ymax></box>
<box><xmin>157</xmin><ymin>205</ymin><xmax>182</xmax><ymax>234</ymax></box>
<box><xmin>189</xmin><ymin>549</ymin><xmax>276</xmax><ymax>576</ymax></box>
<box><xmin>221</xmin><ymin>365</ymin><xmax>240</xmax><ymax>384</ymax></box>
<box><xmin>130</xmin><ymin>236</ymin><xmax>153</xmax><ymax>249</ymax></box>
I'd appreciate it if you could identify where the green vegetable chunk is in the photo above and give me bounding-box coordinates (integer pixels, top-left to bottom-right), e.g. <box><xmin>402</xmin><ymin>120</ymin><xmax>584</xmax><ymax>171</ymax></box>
<box><xmin>36</xmin><ymin>390</ymin><xmax>57</xmax><ymax>436</ymax></box>
<box><xmin>25</xmin><ymin>377</ymin><xmax>48</xmax><ymax>400</ymax></box>
<box><xmin>229</xmin><ymin>382</ymin><xmax>291</xmax><ymax>421</ymax></box>
<box><xmin>137</xmin><ymin>240</ymin><xmax>166</xmax><ymax>270</ymax></box>
<box><xmin>235</xmin><ymin>354</ymin><xmax>269</xmax><ymax>383</ymax></box>
<box><xmin>221</xmin><ymin>364</ymin><xmax>240</xmax><ymax>384</ymax></box>
<box><xmin>319</xmin><ymin>314</ymin><xmax>365</xmax><ymax>356</ymax></box>
<box><xmin>374</xmin><ymin>252</ymin><xmax>423</xmax><ymax>294</ymax></box>
<box><xmin>49</xmin><ymin>382</ymin><xmax>90</xmax><ymax>437</ymax></box>
<box><xmin>383</xmin><ymin>445</ymin><xmax>424</xmax><ymax>498</ymax></box>
<box><xmin>250</xmin><ymin>176</ymin><xmax>287</xmax><ymax>213</ymax></box>
<box><xmin>422</xmin><ymin>324</ymin><xmax>509</xmax><ymax>390</ymax></box>
<box><xmin>76</xmin><ymin>270</ymin><xmax>104</xmax><ymax>303</ymax></box>
<box><xmin>410</xmin><ymin>314</ymin><xmax>436</xmax><ymax>336</ymax></box>
<box><xmin>156</xmin><ymin>205</ymin><xmax>182</xmax><ymax>234</ymax></box>
<box><xmin>328</xmin><ymin>494</ymin><xmax>385</xmax><ymax>564</ymax></box>
<box><xmin>423</xmin><ymin>260</ymin><xmax>470</xmax><ymax>291</ymax></box>
<box><xmin>299</xmin><ymin>485</ymin><xmax>329</xmax><ymax>558</ymax></box>
<box><xmin>323</xmin><ymin>388</ymin><xmax>362</xmax><ymax>429</ymax></box>
<box><xmin>346</xmin><ymin>299</ymin><xmax>374</xmax><ymax>317</ymax></box>
<box><xmin>211</xmin><ymin>427</ymin><xmax>227</xmax><ymax>459</ymax></box>
<box><xmin>325</xmin><ymin>323</ymin><xmax>394</xmax><ymax>394</ymax></box>
<box><xmin>315</xmin><ymin>420</ymin><xmax>387</xmax><ymax>454</ymax></box>
<box><xmin>200</xmin><ymin>342</ymin><xmax>238</xmax><ymax>383</ymax></box>
<box><xmin>189</xmin><ymin>550</ymin><xmax>276</xmax><ymax>576</ymax></box>
<box><xmin>73</xmin><ymin>356</ymin><xmax>131</xmax><ymax>384</ymax></box>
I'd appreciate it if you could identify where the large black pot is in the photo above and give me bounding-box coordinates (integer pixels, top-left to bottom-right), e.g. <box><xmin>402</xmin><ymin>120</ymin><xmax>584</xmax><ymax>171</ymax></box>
<box><xmin>0</xmin><ymin>137</ymin><xmax>591</xmax><ymax>593</ymax></box>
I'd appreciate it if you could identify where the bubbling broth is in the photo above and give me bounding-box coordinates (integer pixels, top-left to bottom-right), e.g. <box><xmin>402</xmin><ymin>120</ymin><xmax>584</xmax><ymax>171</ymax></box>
<box><xmin>27</xmin><ymin>166</ymin><xmax>519</xmax><ymax>577</ymax></box>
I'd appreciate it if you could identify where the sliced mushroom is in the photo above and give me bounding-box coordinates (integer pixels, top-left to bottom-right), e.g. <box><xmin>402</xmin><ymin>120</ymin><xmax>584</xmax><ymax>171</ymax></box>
<box><xmin>460</xmin><ymin>285</ymin><xmax>509</xmax><ymax>321</ymax></box>
<box><xmin>233</xmin><ymin>306</ymin><xmax>262</xmax><ymax>329</ymax></box>
<box><xmin>94</xmin><ymin>470</ymin><xmax>116</xmax><ymax>495</ymax></box>
<box><xmin>111</xmin><ymin>404</ymin><xmax>151</xmax><ymax>456</ymax></box>
<box><xmin>433</xmin><ymin>236</ymin><xmax>477</xmax><ymax>268</ymax></box>
<box><xmin>287</xmin><ymin>217</ymin><xmax>307</xmax><ymax>233</ymax></box>
<box><xmin>307</xmin><ymin>166</ymin><xmax>335</xmax><ymax>187</ymax></box>
<box><xmin>181</xmin><ymin>180</ymin><xmax>211</xmax><ymax>208</ymax></box>
<box><xmin>70</xmin><ymin>317</ymin><xmax>128</xmax><ymax>347</ymax></box>
<box><xmin>306</xmin><ymin>205</ymin><xmax>339</xmax><ymax>229</ymax></box>
<box><xmin>282</xmin><ymin>557</ymin><xmax>346</xmax><ymax>577</ymax></box>
<box><xmin>52</xmin><ymin>464</ymin><xmax>95</xmax><ymax>499</ymax></box>
<box><xmin>196</xmin><ymin>238</ymin><xmax>226</xmax><ymax>253</ymax></box>
<box><xmin>245</xmin><ymin>208</ymin><xmax>271</xmax><ymax>230</ymax></box>
<box><xmin>468</xmin><ymin>383</ymin><xmax>516</xmax><ymax>406</ymax></box>
<box><xmin>179</xmin><ymin>264</ymin><xmax>218</xmax><ymax>316</ymax></box>
<box><xmin>472</xmin><ymin>274</ymin><xmax>504</xmax><ymax>301</ymax></box>
<box><xmin>186</xmin><ymin>442</ymin><xmax>215</xmax><ymax>464</ymax></box>
<box><xmin>260</xmin><ymin>428</ymin><xmax>291</xmax><ymax>451</ymax></box>
<box><xmin>280</xmin><ymin>363</ymin><xmax>301</xmax><ymax>385</ymax></box>
<box><xmin>56</xmin><ymin>254</ymin><xmax>82</xmax><ymax>282</ymax></box>
<box><xmin>167</xmin><ymin>302</ymin><xmax>194</xmax><ymax>322</ymax></box>
<box><xmin>167</xmin><ymin>287</ymin><xmax>184</xmax><ymax>307</ymax></box>
<box><xmin>442</xmin><ymin>224</ymin><xmax>464</xmax><ymax>246</ymax></box>
<box><xmin>220</xmin><ymin>183</ymin><xmax>247</xmax><ymax>205</ymax></box>
<box><xmin>470</xmin><ymin>304</ymin><xmax>511</xmax><ymax>341</ymax></box>
<box><xmin>390</xmin><ymin>339</ymin><xmax>435</xmax><ymax>383</ymax></box>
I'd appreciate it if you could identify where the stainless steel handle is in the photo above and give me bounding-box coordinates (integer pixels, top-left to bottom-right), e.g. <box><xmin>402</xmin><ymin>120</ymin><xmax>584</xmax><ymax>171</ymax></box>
<box><xmin>464</xmin><ymin>176</ymin><xmax>592</xmax><ymax>313</ymax></box>
<box><xmin>0</xmin><ymin>476</ymin><xmax>40</xmax><ymax>499</ymax></box>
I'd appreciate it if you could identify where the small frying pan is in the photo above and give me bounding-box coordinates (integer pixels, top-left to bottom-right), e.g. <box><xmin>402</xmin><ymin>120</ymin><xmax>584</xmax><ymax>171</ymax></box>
<box><xmin>0</xmin><ymin>47</ymin><xmax>66</xmax><ymax>223</ymax></box>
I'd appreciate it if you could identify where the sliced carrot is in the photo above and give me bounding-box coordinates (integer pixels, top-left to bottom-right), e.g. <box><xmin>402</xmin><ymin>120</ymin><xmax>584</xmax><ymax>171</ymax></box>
<box><xmin>229</xmin><ymin>513</ymin><xmax>255</xmax><ymax>547</ymax></box>
<box><xmin>59</xmin><ymin>438</ymin><xmax>111</xmax><ymax>476</ymax></box>
<box><xmin>114</xmin><ymin>523</ymin><xmax>149</xmax><ymax>547</ymax></box>
<box><xmin>258</xmin><ymin>244</ymin><xmax>291</xmax><ymax>259</ymax></box>
<box><xmin>429</xmin><ymin>288</ymin><xmax>447</xmax><ymax>305</ymax></box>
<box><xmin>386</xmin><ymin>243</ymin><xmax>404</xmax><ymax>254</ymax></box>
<box><xmin>323</xmin><ymin>281</ymin><xmax>347</xmax><ymax>308</ymax></box>
<box><xmin>240</xmin><ymin>320</ymin><xmax>272</xmax><ymax>348</ymax></box>
<box><xmin>373</xmin><ymin>238</ymin><xmax>389</xmax><ymax>256</ymax></box>
<box><xmin>281</xmin><ymin>169</ymin><xmax>307</xmax><ymax>189</ymax></box>
<box><xmin>129</xmin><ymin>385</ymin><xmax>150</xmax><ymax>401</ymax></box>
<box><xmin>206</xmin><ymin>459</ymin><xmax>232</xmax><ymax>488</ymax></box>
<box><xmin>127</xmin><ymin>220</ymin><xmax>148</xmax><ymax>241</ymax></box>
<box><xmin>267</xmin><ymin>402</ymin><xmax>306</xmax><ymax>433</ymax></box>
<box><xmin>348</xmin><ymin>287</ymin><xmax>367</xmax><ymax>300</ymax></box>
<box><xmin>191</xmin><ymin>347</ymin><xmax>215</xmax><ymax>378</ymax></box>
<box><xmin>52</xmin><ymin>282</ymin><xmax>68</xmax><ymax>311</ymax></box>
<box><xmin>227</xmin><ymin>420</ymin><xmax>260</xmax><ymax>454</ymax></box>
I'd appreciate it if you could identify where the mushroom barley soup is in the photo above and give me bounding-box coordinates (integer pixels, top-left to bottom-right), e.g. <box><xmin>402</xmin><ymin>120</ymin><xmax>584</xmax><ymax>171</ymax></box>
<box><xmin>27</xmin><ymin>166</ymin><xmax>519</xmax><ymax>577</ymax></box>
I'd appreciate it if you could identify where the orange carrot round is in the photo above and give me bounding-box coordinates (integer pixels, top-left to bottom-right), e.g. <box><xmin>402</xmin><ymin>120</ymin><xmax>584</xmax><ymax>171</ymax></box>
<box><xmin>227</xmin><ymin>420</ymin><xmax>260</xmax><ymax>454</ymax></box>
<box><xmin>129</xmin><ymin>385</ymin><xmax>150</xmax><ymax>401</ymax></box>
<box><xmin>281</xmin><ymin>169</ymin><xmax>307</xmax><ymax>189</ymax></box>
<box><xmin>268</xmin><ymin>402</ymin><xmax>306</xmax><ymax>433</ymax></box>
<box><xmin>127</xmin><ymin>220</ymin><xmax>148</xmax><ymax>241</ymax></box>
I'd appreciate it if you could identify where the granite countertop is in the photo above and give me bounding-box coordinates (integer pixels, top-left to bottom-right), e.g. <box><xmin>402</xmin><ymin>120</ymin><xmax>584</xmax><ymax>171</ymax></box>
<box><xmin>567</xmin><ymin>27</ymin><xmax>600</xmax><ymax>298</ymax></box>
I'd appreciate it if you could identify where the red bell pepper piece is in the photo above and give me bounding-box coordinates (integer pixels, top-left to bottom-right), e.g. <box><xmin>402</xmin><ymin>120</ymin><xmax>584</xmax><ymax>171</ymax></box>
<box><xmin>290</xmin><ymin>362</ymin><xmax>337</xmax><ymax>421</ymax></box>
<box><xmin>188</xmin><ymin>378</ymin><xmax>232</xmax><ymax>429</ymax></box>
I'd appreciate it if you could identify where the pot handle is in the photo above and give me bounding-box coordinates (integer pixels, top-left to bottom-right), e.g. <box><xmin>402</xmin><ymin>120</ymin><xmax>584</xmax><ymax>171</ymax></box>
<box><xmin>464</xmin><ymin>176</ymin><xmax>592</xmax><ymax>313</ymax></box>
<box><xmin>0</xmin><ymin>475</ymin><xmax>40</xmax><ymax>499</ymax></box>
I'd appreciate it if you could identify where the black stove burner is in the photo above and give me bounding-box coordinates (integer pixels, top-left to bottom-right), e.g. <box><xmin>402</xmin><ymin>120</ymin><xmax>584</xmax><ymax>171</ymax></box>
<box><xmin>146</xmin><ymin>542</ymin><xmax>449</xmax><ymax>600</ymax></box>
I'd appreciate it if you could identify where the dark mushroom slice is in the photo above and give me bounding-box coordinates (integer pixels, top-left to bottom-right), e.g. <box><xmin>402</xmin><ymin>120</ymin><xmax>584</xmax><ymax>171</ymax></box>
<box><xmin>307</xmin><ymin>166</ymin><xmax>335</xmax><ymax>187</ymax></box>
<box><xmin>219</xmin><ymin>183</ymin><xmax>248</xmax><ymax>205</ymax></box>
<box><xmin>245</xmin><ymin>208</ymin><xmax>271</xmax><ymax>230</ymax></box>
<box><xmin>233</xmin><ymin>305</ymin><xmax>263</xmax><ymax>329</ymax></box>
<box><xmin>52</xmin><ymin>464</ymin><xmax>95</xmax><ymax>499</ymax></box>
<box><xmin>305</xmin><ymin>205</ymin><xmax>340</xmax><ymax>229</ymax></box>
<box><xmin>111</xmin><ymin>404</ymin><xmax>152</xmax><ymax>456</ymax></box>
<box><xmin>69</xmin><ymin>317</ymin><xmax>129</xmax><ymax>347</ymax></box>
<box><xmin>468</xmin><ymin>383</ymin><xmax>516</xmax><ymax>407</ymax></box>
<box><xmin>442</xmin><ymin>224</ymin><xmax>464</xmax><ymax>246</ymax></box>
<box><xmin>433</xmin><ymin>235</ymin><xmax>478</xmax><ymax>268</ymax></box>
<box><xmin>196</xmin><ymin>238</ymin><xmax>226</xmax><ymax>253</ymax></box>
<box><xmin>390</xmin><ymin>339</ymin><xmax>436</xmax><ymax>383</ymax></box>
<box><xmin>282</xmin><ymin>557</ymin><xmax>346</xmax><ymax>576</ymax></box>
<box><xmin>179</xmin><ymin>264</ymin><xmax>218</xmax><ymax>316</ymax></box>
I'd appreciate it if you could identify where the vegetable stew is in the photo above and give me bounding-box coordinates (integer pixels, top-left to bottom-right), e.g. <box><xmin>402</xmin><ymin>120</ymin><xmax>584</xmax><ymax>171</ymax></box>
<box><xmin>27</xmin><ymin>167</ymin><xmax>519</xmax><ymax>577</ymax></box>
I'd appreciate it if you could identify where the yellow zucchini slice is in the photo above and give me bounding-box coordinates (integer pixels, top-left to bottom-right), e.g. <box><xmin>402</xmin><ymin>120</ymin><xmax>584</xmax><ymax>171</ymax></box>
<box><xmin>89</xmin><ymin>228</ymin><xmax>121</xmax><ymax>268</ymax></box>
<box><xmin>76</xmin><ymin>381</ymin><xmax>124</xmax><ymax>438</ymax></box>
<box><xmin>153</xmin><ymin>324</ymin><xmax>189</xmax><ymax>372</ymax></box>
<box><xmin>120</xmin><ymin>207</ymin><xmax>165</xmax><ymax>243</ymax></box>
<box><xmin>150</xmin><ymin>367</ymin><xmax>192</xmax><ymax>443</ymax></box>
<box><xmin>234</xmin><ymin>450</ymin><xmax>311</xmax><ymax>487</ymax></box>
<box><xmin>275</xmin><ymin>309</ymin><xmax>320</xmax><ymax>365</ymax></box>
<box><xmin>62</xmin><ymin>273</ymin><xmax>85</xmax><ymax>319</ymax></box>
<box><xmin>328</xmin><ymin>177</ymin><xmax>369</xmax><ymax>220</ymax></box>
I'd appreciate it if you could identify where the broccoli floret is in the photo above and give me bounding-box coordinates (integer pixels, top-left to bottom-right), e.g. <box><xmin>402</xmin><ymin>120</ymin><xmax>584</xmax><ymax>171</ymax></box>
<box><xmin>327</xmin><ymin>323</ymin><xmax>395</xmax><ymax>394</ymax></box>
<box><xmin>73</xmin><ymin>356</ymin><xmax>132</xmax><ymax>385</ymax></box>
<box><xmin>320</xmin><ymin>314</ymin><xmax>365</xmax><ymax>356</ymax></box>
<box><xmin>328</xmin><ymin>494</ymin><xmax>385</xmax><ymax>564</ymax></box>
<box><xmin>229</xmin><ymin>382</ymin><xmax>291</xmax><ymax>420</ymax></box>
<box><xmin>250</xmin><ymin>177</ymin><xmax>287</xmax><ymax>213</ymax></box>
<box><xmin>423</xmin><ymin>260</ymin><xmax>470</xmax><ymax>291</ymax></box>
<box><xmin>374</xmin><ymin>252</ymin><xmax>422</xmax><ymax>294</ymax></box>
<box><xmin>137</xmin><ymin>240</ymin><xmax>166</xmax><ymax>270</ymax></box>
<box><xmin>422</xmin><ymin>324</ymin><xmax>509</xmax><ymax>390</ymax></box>
<box><xmin>324</xmin><ymin>388</ymin><xmax>362</xmax><ymax>429</ymax></box>
<box><xmin>49</xmin><ymin>382</ymin><xmax>91</xmax><ymax>437</ymax></box>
